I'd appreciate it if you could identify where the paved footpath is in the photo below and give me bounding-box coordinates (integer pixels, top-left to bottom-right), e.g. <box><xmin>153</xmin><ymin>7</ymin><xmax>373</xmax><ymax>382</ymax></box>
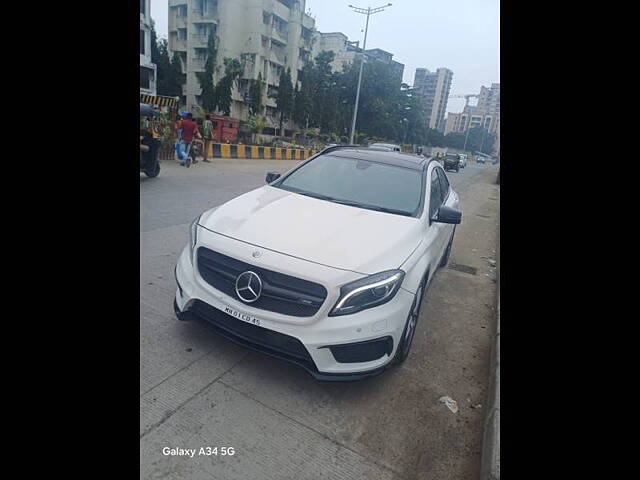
<box><xmin>140</xmin><ymin>158</ymin><xmax>500</xmax><ymax>479</ymax></box>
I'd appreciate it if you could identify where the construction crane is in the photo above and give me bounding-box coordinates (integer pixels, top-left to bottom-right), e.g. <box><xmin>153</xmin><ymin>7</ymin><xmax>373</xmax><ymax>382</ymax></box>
<box><xmin>449</xmin><ymin>94</ymin><xmax>479</xmax><ymax>108</ymax></box>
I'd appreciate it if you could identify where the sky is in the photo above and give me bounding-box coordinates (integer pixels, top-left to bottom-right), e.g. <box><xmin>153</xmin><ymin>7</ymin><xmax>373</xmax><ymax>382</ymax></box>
<box><xmin>150</xmin><ymin>0</ymin><xmax>499</xmax><ymax>114</ymax></box>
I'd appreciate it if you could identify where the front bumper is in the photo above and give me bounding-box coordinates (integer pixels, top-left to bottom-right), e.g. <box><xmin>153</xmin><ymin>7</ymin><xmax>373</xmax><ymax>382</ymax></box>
<box><xmin>174</xmin><ymin>299</ymin><xmax>390</xmax><ymax>381</ymax></box>
<box><xmin>174</xmin><ymin>233</ymin><xmax>415</xmax><ymax>381</ymax></box>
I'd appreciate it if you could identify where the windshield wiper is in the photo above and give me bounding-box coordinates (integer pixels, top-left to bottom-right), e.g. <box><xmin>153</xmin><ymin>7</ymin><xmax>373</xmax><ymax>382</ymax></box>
<box><xmin>359</xmin><ymin>204</ymin><xmax>414</xmax><ymax>216</ymax></box>
<box><xmin>293</xmin><ymin>190</ymin><xmax>413</xmax><ymax>216</ymax></box>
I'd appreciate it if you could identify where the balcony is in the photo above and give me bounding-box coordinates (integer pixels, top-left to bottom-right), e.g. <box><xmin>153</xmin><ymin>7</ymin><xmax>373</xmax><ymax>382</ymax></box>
<box><xmin>270</xmin><ymin>49</ymin><xmax>287</xmax><ymax>65</ymax></box>
<box><xmin>172</xmin><ymin>38</ymin><xmax>187</xmax><ymax>51</ymax></box>
<box><xmin>171</xmin><ymin>15</ymin><xmax>187</xmax><ymax>29</ymax></box>
<box><xmin>272</xmin><ymin>26</ymin><xmax>288</xmax><ymax>44</ymax></box>
<box><xmin>191</xmin><ymin>58</ymin><xmax>207</xmax><ymax>71</ymax></box>
<box><xmin>191</xmin><ymin>33</ymin><xmax>211</xmax><ymax>47</ymax></box>
<box><xmin>191</xmin><ymin>5</ymin><xmax>218</xmax><ymax>23</ymax></box>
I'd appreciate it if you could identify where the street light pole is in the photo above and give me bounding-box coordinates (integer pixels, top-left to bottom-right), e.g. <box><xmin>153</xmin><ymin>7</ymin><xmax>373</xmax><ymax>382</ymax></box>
<box><xmin>348</xmin><ymin>3</ymin><xmax>392</xmax><ymax>145</ymax></box>
<box><xmin>462</xmin><ymin>115</ymin><xmax>472</xmax><ymax>153</ymax></box>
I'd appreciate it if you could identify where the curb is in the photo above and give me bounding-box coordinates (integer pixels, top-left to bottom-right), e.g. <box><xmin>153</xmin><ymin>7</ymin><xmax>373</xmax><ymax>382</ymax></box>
<box><xmin>480</xmin><ymin>265</ymin><xmax>500</xmax><ymax>479</ymax></box>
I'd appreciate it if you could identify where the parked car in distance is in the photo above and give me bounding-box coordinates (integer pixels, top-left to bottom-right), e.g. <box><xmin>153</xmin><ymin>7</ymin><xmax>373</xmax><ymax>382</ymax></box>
<box><xmin>369</xmin><ymin>143</ymin><xmax>402</xmax><ymax>152</ymax></box>
<box><xmin>443</xmin><ymin>153</ymin><xmax>460</xmax><ymax>173</ymax></box>
<box><xmin>476</xmin><ymin>156</ymin><xmax>486</xmax><ymax>164</ymax></box>
<box><xmin>174</xmin><ymin>146</ymin><xmax>462</xmax><ymax>380</ymax></box>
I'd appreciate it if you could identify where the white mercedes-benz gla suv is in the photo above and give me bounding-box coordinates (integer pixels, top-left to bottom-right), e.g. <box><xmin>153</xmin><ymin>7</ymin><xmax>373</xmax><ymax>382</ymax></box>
<box><xmin>174</xmin><ymin>146</ymin><xmax>462</xmax><ymax>380</ymax></box>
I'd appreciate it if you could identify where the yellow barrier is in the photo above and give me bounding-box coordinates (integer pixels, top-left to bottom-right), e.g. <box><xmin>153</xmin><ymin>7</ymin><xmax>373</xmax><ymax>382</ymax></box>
<box><xmin>203</xmin><ymin>143</ymin><xmax>316</xmax><ymax>160</ymax></box>
<box><xmin>220</xmin><ymin>143</ymin><xmax>231</xmax><ymax>158</ymax></box>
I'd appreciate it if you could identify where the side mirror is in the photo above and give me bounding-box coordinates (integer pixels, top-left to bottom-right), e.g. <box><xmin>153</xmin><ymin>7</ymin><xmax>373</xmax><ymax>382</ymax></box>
<box><xmin>265</xmin><ymin>172</ymin><xmax>281</xmax><ymax>183</ymax></box>
<box><xmin>433</xmin><ymin>205</ymin><xmax>462</xmax><ymax>224</ymax></box>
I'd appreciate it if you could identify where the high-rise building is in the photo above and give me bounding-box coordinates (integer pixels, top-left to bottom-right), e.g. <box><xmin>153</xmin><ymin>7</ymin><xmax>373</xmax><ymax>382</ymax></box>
<box><xmin>478</xmin><ymin>83</ymin><xmax>500</xmax><ymax>116</ymax></box>
<box><xmin>444</xmin><ymin>83</ymin><xmax>500</xmax><ymax>136</ymax></box>
<box><xmin>413</xmin><ymin>67</ymin><xmax>453</xmax><ymax>131</ymax></box>
<box><xmin>445</xmin><ymin>107</ymin><xmax>496</xmax><ymax>135</ymax></box>
<box><xmin>168</xmin><ymin>0</ymin><xmax>316</xmax><ymax>128</ymax></box>
<box><xmin>140</xmin><ymin>0</ymin><xmax>157</xmax><ymax>95</ymax></box>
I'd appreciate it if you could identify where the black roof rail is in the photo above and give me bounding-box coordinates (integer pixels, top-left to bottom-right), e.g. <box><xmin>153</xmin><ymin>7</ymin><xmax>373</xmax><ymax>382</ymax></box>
<box><xmin>318</xmin><ymin>144</ymin><xmax>362</xmax><ymax>154</ymax></box>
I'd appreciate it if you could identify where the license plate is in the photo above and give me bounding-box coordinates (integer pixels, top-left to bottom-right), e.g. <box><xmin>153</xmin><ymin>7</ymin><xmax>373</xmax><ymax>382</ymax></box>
<box><xmin>222</xmin><ymin>305</ymin><xmax>265</xmax><ymax>328</ymax></box>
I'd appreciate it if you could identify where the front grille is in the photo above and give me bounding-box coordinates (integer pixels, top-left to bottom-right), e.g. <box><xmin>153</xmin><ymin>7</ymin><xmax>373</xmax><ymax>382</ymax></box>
<box><xmin>190</xmin><ymin>300</ymin><xmax>315</xmax><ymax>366</ymax></box>
<box><xmin>197</xmin><ymin>247</ymin><xmax>327</xmax><ymax>317</ymax></box>
<box><xmin>323</xmin><ymin>337</ymin><xmax>394</xmax><ymax>363</ymax></box>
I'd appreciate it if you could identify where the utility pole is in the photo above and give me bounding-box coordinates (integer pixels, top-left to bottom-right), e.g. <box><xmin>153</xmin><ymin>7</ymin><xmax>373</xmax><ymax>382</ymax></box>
<box><xmin>463</xmin><ymin>116</ymin><xmax>472</xmax><ymax>152</ymax></box>
<box><xmin>479</xmin><ymin>119</ymin><xmax>488</xmax><ymax>154</ymax></box>
<box><xmin>348</xmin><ymin>3</ymin><xmax>392</xmax><ymax>145</ymax></box>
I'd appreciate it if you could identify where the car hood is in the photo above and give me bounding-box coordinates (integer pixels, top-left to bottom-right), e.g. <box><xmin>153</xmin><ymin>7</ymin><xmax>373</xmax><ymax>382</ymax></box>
<box><xmin>199</xmin><ymin>186</ymin><xmax>423</xmax><ymax>274</ymax></box>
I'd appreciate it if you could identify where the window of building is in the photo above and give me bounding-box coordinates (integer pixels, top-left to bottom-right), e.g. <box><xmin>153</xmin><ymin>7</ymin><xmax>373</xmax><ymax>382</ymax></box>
<box><xmin>140</xmin><ymin>0</ymin><xmax>145</xmax><ymax>15</ymax></box>
<box><xmin>263</xmin><ymin>11</ymin><xmax>271</xmax><ymax>25</ymax></box>
<box><xmin>140</xmin><ymin>29</ymin><xmax>145</xmax><ymax>55</ymax></box>
<box><xmin>140</xmin><ymin>66</ymin><xmax>152</xmax><ymax>89</ymax></box>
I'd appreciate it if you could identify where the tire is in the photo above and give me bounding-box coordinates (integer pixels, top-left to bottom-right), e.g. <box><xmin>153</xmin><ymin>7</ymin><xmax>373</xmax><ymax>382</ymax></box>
<box><xmin>394</xmin><ymin>275</ymin><xmax>427</xmax><ymax>365</ymax></box>
<box><xmin>144</xmin><ymin>161</ymin><xmax>160</xmax><ymax>178</ymax></box>
<box><xmin>440</xmin><ymin>229</ymin><xmax>455</xmax><ymax>267</ymax></box>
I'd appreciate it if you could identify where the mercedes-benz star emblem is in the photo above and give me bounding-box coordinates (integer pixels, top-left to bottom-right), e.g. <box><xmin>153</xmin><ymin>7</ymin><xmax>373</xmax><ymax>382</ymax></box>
<box><xmin>252</xmin><ymin>250</ymin><xmax>262</xmax><ymax>258</ymax></box>
<box><xmin>235</xmin><ymin>271</ymin><xmax>262</xmax><ymax>303</ymax></box>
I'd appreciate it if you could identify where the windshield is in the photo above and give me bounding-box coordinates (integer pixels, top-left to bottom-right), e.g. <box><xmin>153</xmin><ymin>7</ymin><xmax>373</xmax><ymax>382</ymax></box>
<box><xmin>274</xmin><ymin>154</ymin><xmax>423</xmax><ymax>216</ymax></box>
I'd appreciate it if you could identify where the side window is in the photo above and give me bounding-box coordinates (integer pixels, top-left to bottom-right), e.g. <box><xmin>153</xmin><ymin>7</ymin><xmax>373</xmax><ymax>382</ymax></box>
<box><xmin>436</xmin><ymin>168</ymin><xmax>450</xmax><ymax>201</ymax></box>
<box><xmin>429</xmin><ymin>169</ymin><xmax>443</xmax><ymax>219</ymax></box>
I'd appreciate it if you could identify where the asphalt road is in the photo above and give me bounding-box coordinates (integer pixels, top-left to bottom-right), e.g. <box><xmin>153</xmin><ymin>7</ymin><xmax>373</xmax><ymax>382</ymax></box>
<box><xmin>140</xmin><ymin>156</ymin><xmax>500</xmax><ymax>479</ymax></box>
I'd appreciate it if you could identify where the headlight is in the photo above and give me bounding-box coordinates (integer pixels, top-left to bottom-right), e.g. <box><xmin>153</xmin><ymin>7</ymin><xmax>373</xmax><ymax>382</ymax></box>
<box><xmin>189</xmin><ymin>213</ymin><xmax>203</xmax><ymax>264</ymax></box>
<box><xmin>329</xmin><ymin>270</ymin><xmax>405</xmax><ymax>316</ymax></box>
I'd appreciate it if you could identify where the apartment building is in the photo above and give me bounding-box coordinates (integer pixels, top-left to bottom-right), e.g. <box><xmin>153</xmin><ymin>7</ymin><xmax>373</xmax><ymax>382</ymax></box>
<box><xmin>168</xmin><ymin>0</ymin><xmax>315</xmax><ymax>128</ymax></box>
<box><xmin>311</xmin><ymin>32</ymin><xmax>358</xmax><ymax>72</ymax></box>
<box><xmin>140</xmin><ymin>0</ymin><xmax>157</xmax><ymax>95</ymax></box>
<box><xmin>444</xmin><ymin>107</ymin><xmax>494</xmax><ymax>135</ymax></box>
<box><xmin>444</xmin><ymin>83</ymin><xmax>500</xmax><ymax>135</ymax></box>
<box><xmin>364</xmin><ymin>48</ymin><xmax>404</xmax><ymax>82</ymax></box>
<box><xmin>413</xmin><ymin>67</ymin><xmax>453</xmax><ymax>131</ymax></box>
<box><xmin>310</xmin><ymin>34</ymin><xmax>404</xmax><ymax>83</ymax></box>
<box><xmin>478</xmin><ymin>83</ymin><xmax>500</xmax><ymax>116</ymax></box>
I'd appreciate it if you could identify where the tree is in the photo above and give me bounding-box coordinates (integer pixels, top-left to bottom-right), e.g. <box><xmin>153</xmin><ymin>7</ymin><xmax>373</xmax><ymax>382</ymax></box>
<box><xmin>293</xmin><ymin>62</ymin><xmax>314</xmax><ymax>128</ymax></box>
<box><xmin>215</xmin><ymin>58</ymin><xmax>243</xmax><ymax>116</ymax></box>
<box><xmin>426</xmin><ymin>128</ymin><xmax>446</xmax><ymax>147</ymax></box>
<box><xmin>248</xmin><ymin>72</ymin><xmax>263</xmax><ymax>116</ymax></box>
<box><xmin>165</xmin><ymin>51</ymin><xmax>184</xmax><ymax>97</ymax></box>
<box><xmin>247</xmin><ymin>114</ymin><xmax>267</xmax><ymax>143</ymax></box>
<box><xmin>195</xmin><ymin>33</ymin><xmax>218</xmax><ymax>112</ymax></box>
<box><xmin>444</xmin><ymin>132</ymin><xmax>466</xmax><ymax>150</ymax></box>
<box><xmin>275</xmin><ymin>68</ymin><xmax>294</xmax><ymax>136</ymax></box>
<box><xmin>151</xmin><ymin>22</ymin><xmax>181</xmax><ymax>97</ymax></box>
<box><xmin>443</xmin><ymin>127</ymin><xmax>494</xmax><ymax>153</ymax></box>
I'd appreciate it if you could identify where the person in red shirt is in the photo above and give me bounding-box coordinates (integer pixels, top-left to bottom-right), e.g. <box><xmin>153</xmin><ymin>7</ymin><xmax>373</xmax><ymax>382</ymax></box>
<box><xmin>177</xmin><ymin>113</ymin><xmax>200</xmax><ymax>167</ymax></box>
